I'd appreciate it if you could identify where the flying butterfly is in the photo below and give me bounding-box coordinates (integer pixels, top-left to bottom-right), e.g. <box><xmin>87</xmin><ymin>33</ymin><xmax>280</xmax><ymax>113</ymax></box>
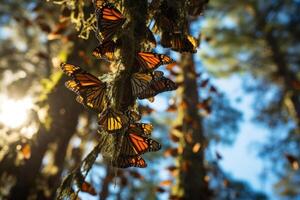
<box><xmin>95</xmin><ymin>3</ymin><xmax>126</xmax><ymax>41</ymax></box>
<box><xmin>98</xmin><ymin>108</ymin><xmax>129</xmax><ymax>132</ymax></box>
<box><xmin>138</xmin><ymin>76</ymin><xmax>178</xmax><ymax>99</ymax></box>
<box><xmin>131</xmin><ymin>72</ymin><xmax>153</xmax><ymax>96</ymax></box>
<box><xmin>118</xmin><ymin>127</ymin><xmax>161</xmax><ymax>156</ymax></box>
<box><xmin>161</xmin><ymin>32</ymin><xmax>198</xmax><ymax>53</ymax></box>
<box><xmin>92</xmin><ymin>40</ymin><xmax>117</xmax><ymax>61</ymax></box>
<box><xmin>112</xmin><ymin>155</ymin><xmax>147</xmax><ymax>168</ymax></box>
<box><xmin>137</xmin><ymin>52</ymin><xmax>175</xmax><ymax>71</ymax></box>
<box><xmin>61</xmin><ymin>63</ymin><xmax>107</xmax><ymax>111</ymax></box>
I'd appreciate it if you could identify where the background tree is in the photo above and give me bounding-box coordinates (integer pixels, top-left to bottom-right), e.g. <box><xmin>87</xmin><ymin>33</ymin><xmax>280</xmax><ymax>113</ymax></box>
<box><xmin>201</xmin><ymin>0</ymin><xmax>300</xmax><ymax>198</ymax></box>
<box><xmin>0</xmin><ymin>0</ymin><xmax>271</xmax><ymax>200</ymax></box>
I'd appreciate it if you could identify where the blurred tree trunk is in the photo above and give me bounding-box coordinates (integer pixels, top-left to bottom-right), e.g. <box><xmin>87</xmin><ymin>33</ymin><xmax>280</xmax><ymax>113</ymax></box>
<box><xmin>254</xmin><ymin>6</ymin><xmax>300</xmax><ymax>128</ymax></box>
<box><xmin>8</xmin><ymin>42</ymin><xmax>84</xmax><ymax>200</ymax></box>
<box><xmin>171</xmin><ymin>53</ymin><xmax>210</xmax><ymax>200</ymax></box>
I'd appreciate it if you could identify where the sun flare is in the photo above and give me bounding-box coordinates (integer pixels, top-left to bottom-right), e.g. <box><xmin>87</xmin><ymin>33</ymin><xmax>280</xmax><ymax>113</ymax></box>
<box><xmin>0</xmin><ymin>95</ymin><xmax>34</xmax><ymax>129</ymax></box>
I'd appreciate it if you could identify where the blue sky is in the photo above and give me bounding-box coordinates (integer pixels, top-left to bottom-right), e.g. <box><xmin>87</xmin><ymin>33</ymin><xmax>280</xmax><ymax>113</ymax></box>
<box><xmin>212</xmin><ymin>75</ymin><xmax>278</xmax><ymax>199</ymax></box>
<box><xmin>146</xmin><ymin>72</ymin><xmax>277</xmax><ymax>198</ymax></box>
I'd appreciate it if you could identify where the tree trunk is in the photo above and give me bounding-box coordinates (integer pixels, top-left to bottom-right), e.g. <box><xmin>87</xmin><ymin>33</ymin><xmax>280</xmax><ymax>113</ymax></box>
<box><xmin>254</xmin><ymin>5</ymin><xmax>300</xmax><ymax>127</ymax></box>
<box><xmin>265</xmin><ymin>31</ymin><xmax>300</xmax><ymax>127</ymax></box>
<box><xmin>171</xmin><ymin>53</ymin><xmax>210</xmax><ymax>200</ymax></box>
<box><xmin>8</xmin><ymin>44</ymin><xmax>84</xmax><ymax>200</ymax></box>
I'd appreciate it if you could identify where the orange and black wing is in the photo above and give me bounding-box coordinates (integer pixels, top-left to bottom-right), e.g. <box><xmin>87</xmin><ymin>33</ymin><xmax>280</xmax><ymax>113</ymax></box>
<box><xmin>61</xmin><ymin>63</ymin><xmax>107</xmax><ymax>111</ymax></box>
<box><xmin>138</xmin><ymin>76</ymin><xmax>177</xmax><ymax>99</ymax></box>
<box><xmin>161</xmin><ymin>32</ymin><xmax>198</xmax><ymax>53</ymax></box>
<box><xmin>129</xmin><ymin>123</ymin><xmax>153</xmax><ymax>136</ymax></box>
<box><xmin>120</xmin><ymin>130</ymin><xmax>161</xmax><ymax>156</ymax></box>
<box><xmin>112</xmin><ymin>155</ymin><xmax>147</xmax><ymax>168</ymax></box>
<box><xmin>96</xmin><ymin>3</ymin><xmax>126</xmax><ymax>41</ymax></box>
<box><xmin>98</xmin><ymin>108</ymin><xmax>129</xmax><ymax>132</ymax></box>
<box><xmin>92</xmin><ymin>40</ymin><xmax>116</xmax><ymax>61</ymax></box>
<box><xmin>131</xmin><ymin>73</ymin><xmax>152</xmax><ymax>96</ymax></box>
<box><xmin>151</xmin><ymin>76</ymin><xmax>177</xmax><ymax>91</ymax></box>
<box><xmin>137</xmin><ymin>52</ymin><xmax>175</xmax><ymax>71</ymax></box>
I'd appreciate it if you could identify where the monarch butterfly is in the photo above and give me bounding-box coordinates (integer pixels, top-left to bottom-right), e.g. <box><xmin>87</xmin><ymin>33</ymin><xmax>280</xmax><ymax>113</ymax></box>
<box><xmin>98</xmin><ymin>108</ymin><xmax>129</xmax><ymax>132</ymax></box>
<box><xmin>92</xmin><ymin>40</ymin><xmax>116</xmax><ymax>61</ymax></box>
<box><xmin>161</xmin><ymin>32</ymin><xmax>198</xmax><ymax>53</ymax></box>
<box><xmin>118</xmin><ymin>128</ymin><xmax>161</xmax><ymax>156</ymax></box>
<box><xmin>131</xmin><ymin>73</ymin><xmax>153</xmax><ymax>96</ymax></box>
<box><xmin>138</xmin><ymin>76</ymin><xmax>178</xmax><ymax>99</ymax></box>
<box><xmin>129</xmin><ymin>123</ymin><xmax>153</xmax><ymax>136</ymax></box>
<box><xmin>95</xmin><ymin>3</ymin><xmax>126</xmax><ymax>41</ymax></box>
<box><xmin>112</xmin><ymin>155</ymin><xmax>147</xmax><ymax>168</ymax></box>
<box><xmin>61</xmin><ymin>63</ymin><xmax>107</xmax><ymax>111</ymax></box>
<box><xmin>137</xmin><ymin>52</ymin><xmax>175</xmax><ymax>71</ymax></box>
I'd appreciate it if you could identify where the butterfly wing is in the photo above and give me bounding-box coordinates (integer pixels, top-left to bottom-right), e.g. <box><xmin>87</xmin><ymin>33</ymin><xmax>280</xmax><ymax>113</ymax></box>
<box><xmin>138</xmin><ymin>76</ymin><xmax>177</xmax><ymax>99</ymax></box>
<box><xmin>98</xmin><ymin>108</ymin><xmax>129</xmax><ymax>132</ymax></box>
<box><xmin>96</xmin><ymin>3</ymin><xmax>126</xmax><ymax>41</ymax></box>
<box><xmin>137</xmin><ymin>52</ymin><xmax>175</xmax><ymax>71</ymax></box>
<box><xmin>131</xmin><ymin>73</ymin><xmax>152</xmax><ymax>96</ymax></box>
<box><xmin>61</xmin><ymin>63</ymin><xmax>107</xmax><ymax>111</ymax></box>
<box><xmin>92</xmin><ymin>40</ymin><xmax>116</xmax><ymax>60</ymax></box>
<box><xmin>129</xmin><ymin>123</ymin><xmax>153</xmax><ymax>136</ymax></box>
<box><xmin>120</xmin><ymin>130</ymin><xmax>161</xmax><ymax>156</ymax></box>
<box><xmin>112</xmin><ymin>155</ymin><xmax>147</xmax><ymax>168</ymax></box>
<box><xmin>161</xmin><ymin>32</ymin><xmax>198</xmax><ymax>53</ymax></box>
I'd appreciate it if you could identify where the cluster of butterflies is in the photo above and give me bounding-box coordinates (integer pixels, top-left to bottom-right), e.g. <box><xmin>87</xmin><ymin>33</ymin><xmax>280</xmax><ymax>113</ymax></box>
<box><xmin>60</xmin><ymin>2</ymin><xmax>180</xmax><ymax>168</ymax></box>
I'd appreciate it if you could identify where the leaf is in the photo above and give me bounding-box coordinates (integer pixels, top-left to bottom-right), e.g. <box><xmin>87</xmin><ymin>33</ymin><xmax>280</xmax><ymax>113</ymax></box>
<box><xmin>200</xmin><ymin>79</ymin><xmax>209</xmax><ymax>87</ymax></box>
<box><xmin>166</xmin><ymin>104</ymin><xmax>177</xmax><ymax>112</ymax></box>
<box><xmin>164</xmin><ymin>148</ymin><xmax>178</xmax><ymax>157</ymax></box>
<box><xmin>166</xmin><ymin>166</ymin><xmax>177</xmax><ymax>172</ymax></box>
<box><xmin>192</xmin><ymin>143</ymin><xmax>201</xmax><ymax>153</ymax></box>
<box><xmin>159</xmin><ymin>180</ymin><xmax>172</xmax><ymax>186</ymax></box>
<box><xmin>166</xmin><ymin>62</ymin><xmax>177</xmax><ymax>71</ymax></box>
<box><xmin>169</xmin><ymin>131</ymin><xmax>180</xmax><ymax>143</ymax></box>
<box><xmin>21</xmin><ymin>143</ymin><xmax>31</xmax><ymax>159</ymax></box>
<box><xmin>285</xmin><ymin>153</ymin><xmax>299</xmax><ymax>170</ymax></box>
<box><xmin>156</xmin><ymin>187</ymin><xmax>166</xmax><ymax>193</ymax></box>
<box><xmin>209</xmin><ymin>85</ymin><xmax>218</xmax><ymax>93</ymax></box>
<box><xmin>81</xmin><ymin>181</ymin><xmax>97</xmax><ymax>196</ymax></box>
<box><xmin>216</xmin><ymin>151</ymin><xmax>223</xmax><ymax>160</ymax></box>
